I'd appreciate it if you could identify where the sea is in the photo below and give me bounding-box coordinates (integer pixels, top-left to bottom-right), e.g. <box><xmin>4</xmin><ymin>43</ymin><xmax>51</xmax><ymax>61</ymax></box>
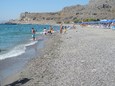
<box><xmin>0</xmin><ymin>24</ymin><xmax>59</xmax><ymax>82</ymax></box>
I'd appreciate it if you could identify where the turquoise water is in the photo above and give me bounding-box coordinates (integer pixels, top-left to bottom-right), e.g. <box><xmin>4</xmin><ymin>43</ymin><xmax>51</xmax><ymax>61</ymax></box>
<box><xmin>0</xmin><ymin>24</ymin><xmax>59</xmax><ymax>60</ymax></box>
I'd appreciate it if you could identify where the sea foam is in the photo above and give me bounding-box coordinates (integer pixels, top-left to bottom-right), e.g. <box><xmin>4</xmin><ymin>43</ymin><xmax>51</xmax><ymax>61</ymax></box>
<box><xmin>0</xmin><ymin>41</ymin><xmax>38</xmax><ymax>60</ymax></box>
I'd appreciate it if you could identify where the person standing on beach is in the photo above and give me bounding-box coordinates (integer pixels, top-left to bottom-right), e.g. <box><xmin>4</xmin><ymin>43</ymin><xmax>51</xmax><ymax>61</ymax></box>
<box><xmin>73</xmin><ymin>24</ymin><xmax>76</xmax><ymax>29</ymax></box>
<box><xmin>32</xmin><ymin>28</ymin><xmax>36</xmax><ymax>40</ymax></box>
<box><xmin>64</xmin><ymin>26</ymin><xmax>67</xmax><ymax>33</ymax></box>
<box><xmin>60</xmin><ymin>24</ymin><xmax>63</xmax><ymax>34</ymax></box>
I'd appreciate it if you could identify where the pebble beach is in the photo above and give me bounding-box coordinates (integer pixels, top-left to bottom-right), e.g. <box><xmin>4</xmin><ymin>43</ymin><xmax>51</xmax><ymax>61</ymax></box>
<box><xmin>2</xmin><ymin>25</ymin><xmax>115</xmax><ymax>86</ymax></box>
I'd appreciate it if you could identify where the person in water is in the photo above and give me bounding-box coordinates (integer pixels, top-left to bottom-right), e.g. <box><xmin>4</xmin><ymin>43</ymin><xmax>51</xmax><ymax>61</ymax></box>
<box><xmin>32</xmin><ymin>28</ymin><xmax>36</xmax><ymax>40</ymax></box>
<box><xmin>43</xmin><ymin>27</ymin><xmax>47</xmax><ymax>35</ymax></box>
<box><xmin>48</xmin><ymin>26</ymin><xmax>54</xmax><ymax>34</ymax></box>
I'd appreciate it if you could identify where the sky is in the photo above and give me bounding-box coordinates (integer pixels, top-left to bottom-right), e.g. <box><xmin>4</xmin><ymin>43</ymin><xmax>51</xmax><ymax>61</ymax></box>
<box><xmin>0</xmin><ymin>0</ymin><xmax>89</xmax><ymax>21</ymax></box>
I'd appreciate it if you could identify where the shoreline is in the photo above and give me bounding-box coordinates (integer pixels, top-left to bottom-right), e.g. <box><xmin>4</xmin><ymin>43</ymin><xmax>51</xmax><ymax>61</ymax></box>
<box><xmin>1</xmin><ymin>32</ymin><xmax>62</xmax><ymax>85</ymax></box>
<box><xmin>0</xmin><ymin>36</ymin><xmax>45</xmax><ymax>84</ymax></box>
<box><xmin>0</xmin><ymin>39</ymin><xmax>44</xmax><ymax>79</ymax></box>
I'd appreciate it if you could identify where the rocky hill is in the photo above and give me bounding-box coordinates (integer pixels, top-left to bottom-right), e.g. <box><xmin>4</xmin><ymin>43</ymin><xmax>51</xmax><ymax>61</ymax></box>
<box><xmin>60</xmin><ymin>0</ymin><xmax>115</xmax><ymax>20</ymax></box>
<box><xmin>11</xmin><ymin>0</ymin><xmax>115</xmax><ymax>24</ymax></box>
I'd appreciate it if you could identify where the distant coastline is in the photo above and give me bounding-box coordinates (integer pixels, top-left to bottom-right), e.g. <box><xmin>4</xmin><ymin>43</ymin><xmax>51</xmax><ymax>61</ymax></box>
<box><xmin>5</xmin><ymin>20</ymin><xmax>58</xmax><ymax>25</ymax></box>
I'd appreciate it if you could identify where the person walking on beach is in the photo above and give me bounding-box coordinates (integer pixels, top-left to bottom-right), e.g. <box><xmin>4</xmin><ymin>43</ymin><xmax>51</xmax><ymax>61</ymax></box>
<box><xmin>32</xmin><ymin>28</ymin><xmax>36</xmax><ymax>40</ymax></box>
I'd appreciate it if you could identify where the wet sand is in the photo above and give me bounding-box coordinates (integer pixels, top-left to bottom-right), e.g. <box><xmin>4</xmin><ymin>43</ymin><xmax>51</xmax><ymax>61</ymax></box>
<box><xmin>2</xmin><ymin>25</ymin><xmax>115</xmax><ymax>86</ymax></box>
